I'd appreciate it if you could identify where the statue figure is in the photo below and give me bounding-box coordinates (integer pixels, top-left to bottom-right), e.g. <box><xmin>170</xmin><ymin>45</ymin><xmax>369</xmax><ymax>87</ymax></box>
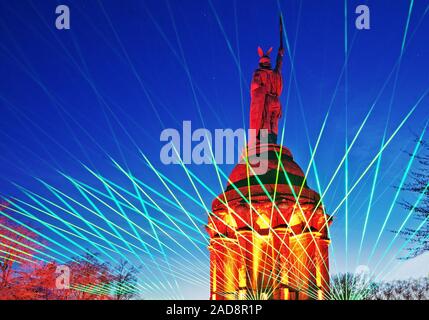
<box><xmin>249</xmin><ymin>17</ymin><xmax>285</xmax><ymax>144</ymax></box>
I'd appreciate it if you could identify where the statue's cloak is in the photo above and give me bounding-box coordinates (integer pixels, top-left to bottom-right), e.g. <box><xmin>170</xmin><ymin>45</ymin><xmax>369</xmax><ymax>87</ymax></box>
<box><xmin>249</xmin><ymin>67</ymin><xmax>283</xmax><ymax>135</ymax></box>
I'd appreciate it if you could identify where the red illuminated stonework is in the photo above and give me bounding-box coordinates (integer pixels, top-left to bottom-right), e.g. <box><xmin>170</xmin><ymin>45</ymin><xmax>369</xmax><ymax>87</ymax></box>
<box><xmin>206</xmin><ymin>19</ymin><xmax>332</xmax><ymax>300</ymax></box>
<box><xmin>206</xmin><ymin>144</ymin><xmax>332</xmax><ymax>300</ymax></box>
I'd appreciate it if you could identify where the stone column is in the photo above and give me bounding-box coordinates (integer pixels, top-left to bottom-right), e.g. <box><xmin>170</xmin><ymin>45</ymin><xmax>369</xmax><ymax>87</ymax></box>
<box><xmin>209</xmin><ymin>237</ymin><xmax>222</xmax><ymax>300</ymax></box>
<box><xmin>289</xmin><ymin>231</ymin><xmax>319</xmax><ymax>300</ymax></box>
<box><xmin>209</xmin><ymin>236</ymin><xmax>239</xmax><ymax>300</ymax></box>
<box><xmin>272</xmin><ymin>227</ymin><xmax>290</xmax><ymax>299</ymax></box>
<box><xmin>236</xmin><ymin>229</ymin><xmax>254</xmax><ymax>299</ymax></box>
<box><xmin>315</xmin><ymin>237</ymin><xmax>330</xmax><ymax>299</ymax></box>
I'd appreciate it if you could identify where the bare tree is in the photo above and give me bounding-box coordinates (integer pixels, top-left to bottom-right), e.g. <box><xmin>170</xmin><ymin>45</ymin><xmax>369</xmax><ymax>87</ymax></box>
<box><xmin>0</xmin><ymin>202</ymin><xmax>43</xmax><ymax>292</ymax></box>
<box><xmin>369</xmin><ymin>278</ymin><xmax>429</xmax><ymax>300</ymax></box>
<box><xmin>397</xmin><ymin>139</ymin><xmax>429</xmax><ymax>259</ymax></box>
<box><xmin>330</xmin><ymin>273</ymin><xmax>376</xmax><ymax>300</ymax></box>
<box><xmin>110</xmin><ymin>260</ymin><xmax>140</xmax><ymax>300</ymax></box>
<box><xmin>330</xmin><ymin>274</ymin><xmax>429</xmax><ymax>300</ymax></box>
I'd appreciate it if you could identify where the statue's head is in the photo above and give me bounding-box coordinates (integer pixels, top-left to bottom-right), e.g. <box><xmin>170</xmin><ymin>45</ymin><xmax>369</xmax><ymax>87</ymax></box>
<box><xmin>258</xmin><ymin>46</ymin><xmax>272</xmax><ymax>69</ymax></box>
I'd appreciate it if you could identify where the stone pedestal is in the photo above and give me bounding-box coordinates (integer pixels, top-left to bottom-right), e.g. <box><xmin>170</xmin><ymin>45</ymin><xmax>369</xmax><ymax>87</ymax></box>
<box><xmin>206</xmin><ymin>144</ymin><xmax>332</xmax><ymax>300</ymax></box>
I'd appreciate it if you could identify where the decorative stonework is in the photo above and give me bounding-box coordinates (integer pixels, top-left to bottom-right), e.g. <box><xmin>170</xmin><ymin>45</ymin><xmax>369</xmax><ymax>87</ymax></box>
<box><xmin>206</xmin><ymin>144</ymin><xmax>332</xmax><ymax>300</ymax></box>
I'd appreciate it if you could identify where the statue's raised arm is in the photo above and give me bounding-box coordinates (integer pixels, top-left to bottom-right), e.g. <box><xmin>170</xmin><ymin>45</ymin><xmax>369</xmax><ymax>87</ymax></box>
<box><xmin>275</xmin><ymin>16</ymin><xmax>285</xmax><ymax>72</ymax></box>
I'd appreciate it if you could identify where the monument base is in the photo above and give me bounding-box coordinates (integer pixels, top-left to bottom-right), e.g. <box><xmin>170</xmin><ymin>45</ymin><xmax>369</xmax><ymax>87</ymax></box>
<box><xmin>206</xmin><ymin>142</ymin><xmax>332</xmax><ymax>300</ymax></box>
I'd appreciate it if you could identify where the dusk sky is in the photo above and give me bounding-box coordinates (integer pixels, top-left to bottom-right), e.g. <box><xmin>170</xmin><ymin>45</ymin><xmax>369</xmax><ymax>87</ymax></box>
<box><xmin>0</xmin><ymin>0</ymin><xmax>428</xmax><ymax>299</ymax></box>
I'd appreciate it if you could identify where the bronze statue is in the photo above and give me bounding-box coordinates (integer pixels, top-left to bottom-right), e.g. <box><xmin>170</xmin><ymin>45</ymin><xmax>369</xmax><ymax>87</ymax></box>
<box><xmin>249</xmin><ymin>17</ymin><xmax>285</xmax><ymax>144</ymax></box>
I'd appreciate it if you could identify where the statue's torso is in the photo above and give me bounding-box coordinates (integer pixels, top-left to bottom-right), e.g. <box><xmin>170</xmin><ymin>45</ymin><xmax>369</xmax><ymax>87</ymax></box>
<box><xmin>251</xmin><ymin>68</ymin><xmax>283</xmax><ymax>97</ymax></box>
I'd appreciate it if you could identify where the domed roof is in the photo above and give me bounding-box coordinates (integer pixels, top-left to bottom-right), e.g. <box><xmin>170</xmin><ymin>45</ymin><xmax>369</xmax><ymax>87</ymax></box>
<box><xmin>227</xmin><ymin>144</ymin><xmax>306</xmax><ymax>189</ymax></box>
<box><xmin>212</xmin><ymin>143</ymin><xmax>320</xmax><ymax>211</ymax></box>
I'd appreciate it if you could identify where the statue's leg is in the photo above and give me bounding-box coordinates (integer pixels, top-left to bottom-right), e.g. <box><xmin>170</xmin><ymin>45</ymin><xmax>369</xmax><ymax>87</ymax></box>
<box><xmin>270</xmin><ymin>99</ymin><xmax>281</xmax><ymax>136</ymax></box>
<box><xmin>271</xmin><ymin>111</ymin><xmax>278</xmax><ymax>135</ymax></box>
<box><xmin>259</xmin><ymin>97</ymin><xmax>271</xmax><ymax>142</ymax></box>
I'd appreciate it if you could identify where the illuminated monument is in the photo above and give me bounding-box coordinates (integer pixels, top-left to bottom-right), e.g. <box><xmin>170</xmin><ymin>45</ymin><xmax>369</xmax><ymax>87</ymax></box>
<box><xmin>206</xmin><ymin>18</ymin><xmax>332</xmax><ymax>300</ymax></box>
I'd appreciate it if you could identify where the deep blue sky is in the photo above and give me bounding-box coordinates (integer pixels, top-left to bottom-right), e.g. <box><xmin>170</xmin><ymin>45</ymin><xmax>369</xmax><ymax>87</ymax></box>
<box><xmin>0</xmin><ymin>0</ymin><xmax>428</xmax><ymax>299</ymax></box>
